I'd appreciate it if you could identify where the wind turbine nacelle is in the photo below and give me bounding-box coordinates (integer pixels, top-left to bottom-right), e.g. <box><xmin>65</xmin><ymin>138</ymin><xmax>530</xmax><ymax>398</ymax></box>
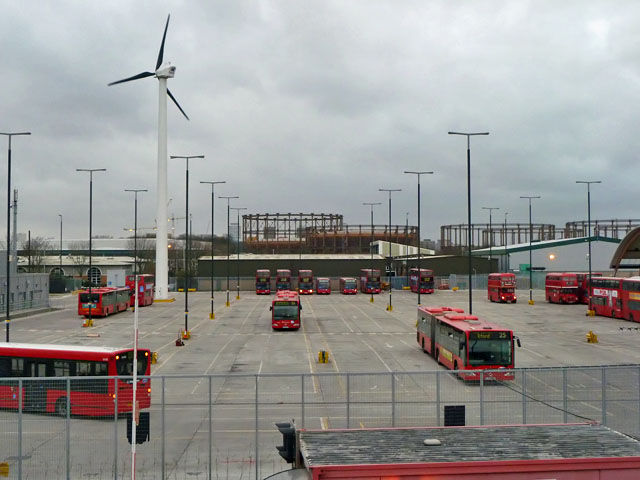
<box><xmin>156</xmin><ymin>63</ymin><xmax>176</xmax><ymax>79</ymax></box>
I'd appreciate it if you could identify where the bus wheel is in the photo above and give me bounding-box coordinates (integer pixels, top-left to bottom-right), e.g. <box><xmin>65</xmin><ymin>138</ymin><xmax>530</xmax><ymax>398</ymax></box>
<box><xmin>55</xmin><ymin>398</ymin><xmax>68</xmax><ymax>417</ymax></box>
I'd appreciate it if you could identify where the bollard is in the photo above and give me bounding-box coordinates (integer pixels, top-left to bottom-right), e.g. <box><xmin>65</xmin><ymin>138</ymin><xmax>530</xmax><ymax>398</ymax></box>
<box><xmin>586</xmin><ymin>331</ymin><xmax>598</xmax><ymax>343</ymax></box>
<box><xmin>151</xmin><ymin>352</ymin><xmax>158</xmax><ymax>364</ymax></box>
<box><xmin>318</xmin><ymin>351</ymin><xmax>330</xmax><ymax>363</ymax></box>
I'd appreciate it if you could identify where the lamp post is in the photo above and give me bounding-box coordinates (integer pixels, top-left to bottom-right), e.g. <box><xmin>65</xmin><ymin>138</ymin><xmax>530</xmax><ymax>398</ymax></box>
<box><xmin>170</xmin><ymin>155</ymin><xmax>204</xmax><ymax>339</ymax></box>
<box><xmin>504</xmin><ymin>211</ymin><xmax>509</xmax><ymax>272</ymax></box>
<box><xmin>448</xmin><ymin>131</ymin><xmax>489</xmax><ymax>315</ymax></box>
<box><xmin>58</xmin><ymin>214</ymin><xmax>63</xmax><ymax>274</ymax></box>
<box><xmin>379</xmin><ymin>188</ymin><xmax>402</xmax><ymax>311</ymax></box>
<box><xmin>482</xmin><ymin>207</ymin><xmax>499</xmax><ymax>268</ymax></box>
<box><xmin>404</xmin><ymin>170</ymin><xmax>434</xmax><ymax>306</ymax></box>
<box><xmin>2</xmin><ymin>132</ymin><xmax>30</xmax><ymax>342</ymax></box>
<box><xmin>201</xmin><ymin>181</ymin><xmax>225</xmax><ymax>319</ymax></box>
<box><xmin>124</xmin><ymin>190</ymin><xmax>148</xmax><ymax>281</ymax></box>
<box><xmin>576</xmin><ymin>180</ymin><xmax>602</xmax><ymax>316</ymax></box>
<box><xmin>219</xmin><ymin>195</ymin><xmax>239</xmax><ymax>306</ymax></box>
<box><xmin>363</xmin><ymin>202</ymin><xmax>381</xmax><ymax>303</ymax></box>
<box><xmin>520</xmin><ymin>195</ymin><xmax>541</xmax><ymax>305</ymax></box>
<box><xmin>76</xmin><ymin>168</ymin><xmax>107</xmax><ymax>328</ymax></box>
<box><xmin>231</xmin><ymin>207</ymin><xmax>247</xmax><ymax>300</ymax></box>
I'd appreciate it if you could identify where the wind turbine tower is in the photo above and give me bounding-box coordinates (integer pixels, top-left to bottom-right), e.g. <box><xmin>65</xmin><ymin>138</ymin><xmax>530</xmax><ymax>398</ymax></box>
<box><xmin>109</xmin><ymin>14</ymin><xmax>189</xmax><ymax>299</ymax></box>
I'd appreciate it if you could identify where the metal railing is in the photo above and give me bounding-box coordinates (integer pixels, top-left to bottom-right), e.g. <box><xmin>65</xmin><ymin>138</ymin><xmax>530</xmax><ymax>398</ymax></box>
<box><xmin>1</xmin><ymin>365</ymin><xmax>639</xmax><ymax>479</ymax></box>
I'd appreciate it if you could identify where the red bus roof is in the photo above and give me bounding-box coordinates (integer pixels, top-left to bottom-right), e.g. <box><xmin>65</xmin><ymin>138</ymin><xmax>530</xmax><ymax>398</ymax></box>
<box><xmin>409</xmin><ymin>268</ymin><xmax>433</xmax><ymax>274</ymax></box>
<box><xmin>340</xmin><ymin>277</ymin><xmax>357</xmax><ymax>281</ymax></box>
<box><xmin>0</xmin><ymin>343</ymin><xmax>149</xmax><ymax>361</ymax></box>
<box><xmin>488</xmin><ymin>272</ymin><xmax>515</xmax><ymax>278</ymax></box>
<box><xmin>256</xmin><ymin>269</ymin><xmax>270</xmax><ymax>275</ymax></box>
<box><xmin>299</xmin><ymin>270</ymin><xmax>312</xmax><ymax>274</ymax></box>
<box><xmin>277</xmin><ymin>269</ymin><xmax>291</xmax><ymax>275</ymax></box>
<box><xmin>419</xmin><ymin>306</ymin><xmax>465</xmax><ymax>316</ymax></box>
<box><xmin>274</xmin><ymin>290</ymin><xmax>300</xmax><ymax>302</ymax></box>
<box><xmin>440</xmin><ymin>313</ymin><xmax>510</xmax><ymax>332</ymax></box>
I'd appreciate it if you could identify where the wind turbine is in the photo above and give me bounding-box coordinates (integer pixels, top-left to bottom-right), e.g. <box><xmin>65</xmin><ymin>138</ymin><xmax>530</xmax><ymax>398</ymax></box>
<box><xmin>109</xmin><ymin>14</ymin><xmax>189</xmax><ymax>300</ymax></box>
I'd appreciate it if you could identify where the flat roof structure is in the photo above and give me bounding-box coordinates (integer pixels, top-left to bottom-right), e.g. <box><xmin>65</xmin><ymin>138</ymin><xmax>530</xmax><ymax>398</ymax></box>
<box><xmin>298</xmin><ymin>423</ymin><xmax>640</xmax><ymax>479</ymax></box>
<box><xmin>471</xmin><ymin>235</ymin><xmax>621</xmax><ymax>256</ymax></box>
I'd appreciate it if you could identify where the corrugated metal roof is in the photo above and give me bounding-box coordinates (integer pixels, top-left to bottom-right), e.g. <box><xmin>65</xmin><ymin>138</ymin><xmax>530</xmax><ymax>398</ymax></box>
<box><xmin>200</xmin><ymin>254</ymin><xmax>386</xmax><ymax>261</ymax></box>
<box><xmin>299</xmin><ymin>424</ymin><xmax>640</xmax><ymax>466</ymax></box>
<box><xmin>471</xmin><ymin>235</ymin><xmax>621</xmax><ymax>256</ymax></box>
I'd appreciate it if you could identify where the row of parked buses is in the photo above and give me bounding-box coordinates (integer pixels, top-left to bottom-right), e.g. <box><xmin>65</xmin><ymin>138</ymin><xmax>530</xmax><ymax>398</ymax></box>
<box><xmin>417</xmin><ymin>305</ymin><xmax>520</xmax><ymax>381</ymax></box>
<box><xmin>77</xmin><ymin>274</ymin><xmax>155</xmax><ymax>318</ymax></box>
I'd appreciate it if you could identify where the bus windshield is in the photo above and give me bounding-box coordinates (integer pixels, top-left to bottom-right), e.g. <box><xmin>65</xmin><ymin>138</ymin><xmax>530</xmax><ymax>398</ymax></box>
<box><xmin>368</xmin><ymin>280</ymin><xmax>380</xmax><ymax>288</ymax></box>
<box><xmin>79</xmin><ymin>293</ymin><xmax>100</xmax><ymax>303</ymax></box>
<box><xmin>468</xmin><ymin>332</ymin><xmax>512</xmax><ymax>367</ymax></box>
<box><xmin>257</xmin><ymin>281</ymin><xmax>270</xmax><ymax>289</ymax></box>
<box><xmin>116</xmin><ymin>351</ymin><xmax>149</xmax><ymax>376</ymax></box>
<box><xmin>273</xmin><ymin>304</ymin><xmax>299</xmax><ymax>320</ymax></box>
<box><xmin>318</xmin><ymin>280</ymin><xmax>329</xmax><ymax>288</ymax></box>
<box><xmin>344</xmin><ymin>280</ymin><xmax>356</xmax><ymax>289</ymax></box>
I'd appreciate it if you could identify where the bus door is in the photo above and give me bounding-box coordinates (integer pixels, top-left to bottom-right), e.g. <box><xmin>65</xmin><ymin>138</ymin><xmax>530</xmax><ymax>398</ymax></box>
<box><xmin>430</xmin><ymin>318</ymin><xmax>436</xmax><ymax>356</ymax></box>
<box><xmin>24</xmin><ymin>360</ymin><xmax>48</xmax><ymax>412</ymax></box>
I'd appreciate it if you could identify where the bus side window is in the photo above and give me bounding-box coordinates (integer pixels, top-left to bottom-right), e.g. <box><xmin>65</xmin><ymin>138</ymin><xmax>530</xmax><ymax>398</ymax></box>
<box><xmin>0</xmin><ymin>358</ymin><xmax>10</xmax><ymax>377</ymax></box>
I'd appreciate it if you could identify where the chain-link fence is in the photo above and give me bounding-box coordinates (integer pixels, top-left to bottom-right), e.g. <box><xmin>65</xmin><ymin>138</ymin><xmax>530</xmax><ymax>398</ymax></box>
<box><xmin>1</xmin><ymin>365</ymin><xmax>639</xmax><ymax>479</ymax></box>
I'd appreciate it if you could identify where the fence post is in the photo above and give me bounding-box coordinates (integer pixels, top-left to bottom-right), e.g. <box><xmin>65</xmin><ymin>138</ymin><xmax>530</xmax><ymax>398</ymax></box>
<box><xmin>255</xmin><ymin>375</ymin><xmax>259</xmax><ymax>480</ymax></box>
<box><xmin>602</xmin><ymin>367</ymin><xmax>607</xmax><ymax>426</ymax></box>
<box><xmin>436</xmin><ymin>372</ymin><xmax>441</xmax><ymax>426</ymax></box>
<box><xmin>391</xmin><ymin>372</ymin><xmax>396</xmax><ymax>427</ymax></box>
<box><xmin>301</xmin><ymin>374</ymin><xmax>305</xmax><ymax>429</ymax></box>
<box><xmin>346</xmin><ymin>374</ymin><xmax>350</xmax><ymax>429</ymax></box>
<box><xmin>162</xmin><ymin>376</ymin><xmax>166</xmax><ymax>480</ymax></box>
<box><xmin>480</xmin><ymin>372</ymin><xmax>484</xmax><ymax>425</ymax></box>
<box><xmin>563</xmin><ymin>368</ymin><xmax>568</xmax><ymax>423</ymax></box>
<box><xmin>67</xmin><ymin>377</ymin><xmax>71</xmax><ymax>480</ymax></box>
<box><xmin>114</xmin><ymin>377</ymin><xmax>118</xmax><ymax>480</ymax></box>
<box><xmin>522</xmin><ymin>370</ymin><xmax>527</xmax><ymax>424</ymax></box>
<box><xmin>18</xmin><ymin>379</ymin><xmax>22</xmax><ymax>480</ymax></box>
<box><xmin>209</xmin><ymin>375</ymin><xmax>212</xmax><ymax>480</ymax></box>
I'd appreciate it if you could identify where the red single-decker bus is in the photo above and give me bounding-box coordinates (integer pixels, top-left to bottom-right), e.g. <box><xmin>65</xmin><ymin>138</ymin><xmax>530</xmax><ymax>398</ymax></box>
<box><xmin>409</xmin><ymin>268</ymin><xmax>434</xmax><ymax>294</ymax></box>
<box><xmin>276</xmin><ymin>269</ymin><xmax>292</xmax><ymax>291</ymax></box>
<box><xmin>487</xmin><ymin>273</ymin><xmax>517</xmax><ymax>303</ymax></box>
<box><xmin>270</xmin><ymin>290</ymin><xmax>301</xmax><ymax>330</ymax></box>
<box><xmin>316</xmin><ymin>277</ymin><xmax>331</xmax><ymax>294</ymax></box>
<box><xmin>125</xmin><ymin>274</ymin><xmax>155</xmax><ymax>307</ymax></box>
<box><xmin>545</xmin><ymin>273</ymin><xmax>579</xmax><ymax>304</ymax></box>
<box><xmin>298</xmin><ymin>270</ymin><xmax>313</xmax><ymax>294</ymax></box>
<box><xmin>77</xmin><ymin>287</ymin><xmax>130</xmax><ymax>318</ymax></box>
<box><xmin>417</xmin><ymin>306</ymin><xmax>519</xmax><ymax>381</ymax></box>
<box><xmin>0</xmin><ymin>343</ymin><xmax>151</xmax><ymax>417</ymax></box>
<box><xmin>339</xmin><ymin>277</ymin><xmax>357</xmax><ymax>294</ymax></box>
<box><xmin>256</xmin><ymin>269</ymin><xmax>271</xmax><ymax>294</ymax></box>
<box><xmin>360</xmin><ymin>269</ymin><xmax>381</xmax><ymax>294</ymax></box>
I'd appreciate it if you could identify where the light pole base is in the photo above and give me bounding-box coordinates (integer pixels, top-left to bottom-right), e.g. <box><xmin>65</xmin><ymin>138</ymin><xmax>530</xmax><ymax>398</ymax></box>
<box><xmin>370</xmin><ymin>297</ymin><xmax>374</xmax><ymax>303</ymax></box>
<box><xmin>587</xmin><ymin>309</ymin><xmax>595</xmax><ymax>317</ymax></box>
<box><xmin>528</xmin><ymin>299</ymin><xmax>535</xmax><ymax>305</ymax></box>
<box><xmin>209</xmin><ymin>312</ymin><xmax>215</xmax><ymax>319</ymax></box>
<box><xmin>386</xmin><ymin>304</ymin><xmax>393</xmax><ymax>311</ymax></box>
<box><xmin>226</xmin><ymin>301</ymin><xmax>230</xmax><ymax>307</ymax></box>
<box><xmin>236</xmin><ymin>295</ymin><xmax>240</xmax><ymax>300</ymax></box>
<box><xmin>182</xmin><ymin>330</ymin><xmax>191</xmax><ymax>340</ymax></box>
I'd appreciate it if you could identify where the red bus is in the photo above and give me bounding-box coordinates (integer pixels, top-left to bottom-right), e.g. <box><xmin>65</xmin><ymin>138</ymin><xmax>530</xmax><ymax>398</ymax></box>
<box><xmin>573</xmin><ymin>272</ymin><xmax>603</xmax><ymax>304</ymax></box>
<box><xmin>545</xmin><ymin>273</ymin><xmax>579</xmax><ymax>304</ymax></box>
<box><xmin>409</xmin><ymin>268</ymin><xmax>434</xmax><ymax>294</ymax></box>
<box><xmin>417</xmin><ymin>306</ymin><xmax>519</xmax><ymax>381</ymax></box>
<box><xmin>0</xmin><ymin>343</ymin><xmax>151</xmax><ymax>417</ymax></box>
<box><xmin>125</xmin><ymin>274</ymin><xmax>155</xmax><ymax>307</ymax></box>
<box><xmin>298</xmin><ymin>270</ymin><xmax>313</xmax><ymax>294</ymax></box>
<box><xmin>270</xmin><ymin>290</ymin><xmax>301</xmax><ymax>330</ymax></box>
<box><xmin>276</xmin><ymin>269</ymin><xmax>292</xmax><ymax>291</ymax></box>
<box><xmin>316</xmin><ymin>277</ymin><xmax>331</xmax><ymax>294</ymax></box>
<box><xmin>360</xmin><ymin>269</ymin><xmax>381</xmax><ymax>294</ymax></box>
<box><xmin>77</xmin><ymin>287</ymin><xmax>130</xmax><ymax>318</ymax></box>
<box><xmin>487</xmin><ymin>273</ymin><xmax>517</xmax><ymax>303</ymax></box>
<box><xmin>339</xmin><ymin>277</ymin><xmax>357</xmax><ymax>294</ymax></box>
<box><xmin>256</xmin><ymin>269</ymin><xmax>271</xmax><ymax>295</ymax></box>
<box><xmin>590</xmin><ymin>277</ymin><xmax>624</xmax><ymax>319</ymax></box>
<box><xmin>621</xmin><ymin>278</ymin><xmax>640</xmax><ymax>322</ymax></box>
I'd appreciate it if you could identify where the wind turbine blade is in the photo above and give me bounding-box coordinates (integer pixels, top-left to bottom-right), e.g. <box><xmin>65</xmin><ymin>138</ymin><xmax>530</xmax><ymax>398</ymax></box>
<box><xmin>167</xmin><ymin>88</ymin><xmax>190</xmax><ymax>121</ymax></box>
<box><xmin>108</xmin><ymin>72</ymin><xmax>155</xmax><ymax>86</ymax></box>
<box><xmin>156</xmin><ymin>14</ymin><xmax>170</xmax><ymax>71</ymax></box>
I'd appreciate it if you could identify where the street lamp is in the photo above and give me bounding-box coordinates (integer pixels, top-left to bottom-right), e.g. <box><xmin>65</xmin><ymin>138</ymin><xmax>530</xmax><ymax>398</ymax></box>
<box><xmin>231</xmin><ymin>207</ymin><xmax>247</xmax><ymax>300</ymax></box>
<box><xmin>124</xmin><ymin>189</ymin><xmax>148</xmax><ymax>280</ymax></box>
<box><xmin>58</xmin><ymin>214</ymin><xmax>63</xmax><ymax>274</ymax></box>
<box><xmin>448</xmin><ymin>131</ymin><xmax>489</xmax><ymax>314</ymax></box>
<box><xmin>76</xmin><ymin>168</ymin><xmax>107</xmax><ymax>328</ymax></box>
<box><xmin>504</xmin><ymin>211</ymin><xmax>509</xmax><ymax>272</ymax></box>
<box><xmin>482</xmin><ymin>207</ymin><xmax>499</xmax><ymax>267</ymax></box>
<box><xmin>1</xmin><ymin>132</ymin><xmax>30</xmax><ymax>342</ymax></box>
<box><xmin>200</xmin><ymin>180</ymin><xmax>225</xmax><ymax>319</ymax></box>
<box><xmin>170</xmin><ymin>155</ymin><xmax>204</xmax><ymax>340</ymax></box>
<box><xmin>576</xmin><ymin>180</ymin><xmax>602</xmax><ymax>316</ymax></box>
<box><xmin>520</xmin><ymin>195</ymin><xmax>541</xmax><ymax>305</ymax></box>
<box><xmin>363</xmin><ymin>202</ymin><xmax>381</xmax><ymax>303</ymax></box>
<box><xmin>379</xmin><ymin>188</ymin><xmax>402</xmax><ymax>311</ymax></box>
<box><xmin>404</xmin><ymin>170</ymin><xmax>434</xmax><ymax>306</ymax></box>
<box><xmin>219</xmin><ymin>195</ymin><xmax>239</xmax><ymax>306</ymax></box>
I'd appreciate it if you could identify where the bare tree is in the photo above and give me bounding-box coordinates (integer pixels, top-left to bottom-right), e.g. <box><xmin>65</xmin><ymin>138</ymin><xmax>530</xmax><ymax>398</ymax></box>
<box><xmin>69</xmin><ymin>241</ymin><xmax>89</xmax><ymax>271</ymax></box>
<box><xmin>20</xmin><ymin>236</ymin><xmax>51</xmax><ymax>272</ymax></box>
<box><xmin>126</xmin><ymin>236</ymin><xmax>155</xmax><ymax>273</ymax></box>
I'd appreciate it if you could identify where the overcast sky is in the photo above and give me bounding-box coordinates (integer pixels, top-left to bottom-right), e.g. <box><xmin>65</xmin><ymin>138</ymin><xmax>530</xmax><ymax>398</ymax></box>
<box><xmin>1</xmin><ymin>1</ymin><xmax>638</xmax><ymax>245</ymax></box>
